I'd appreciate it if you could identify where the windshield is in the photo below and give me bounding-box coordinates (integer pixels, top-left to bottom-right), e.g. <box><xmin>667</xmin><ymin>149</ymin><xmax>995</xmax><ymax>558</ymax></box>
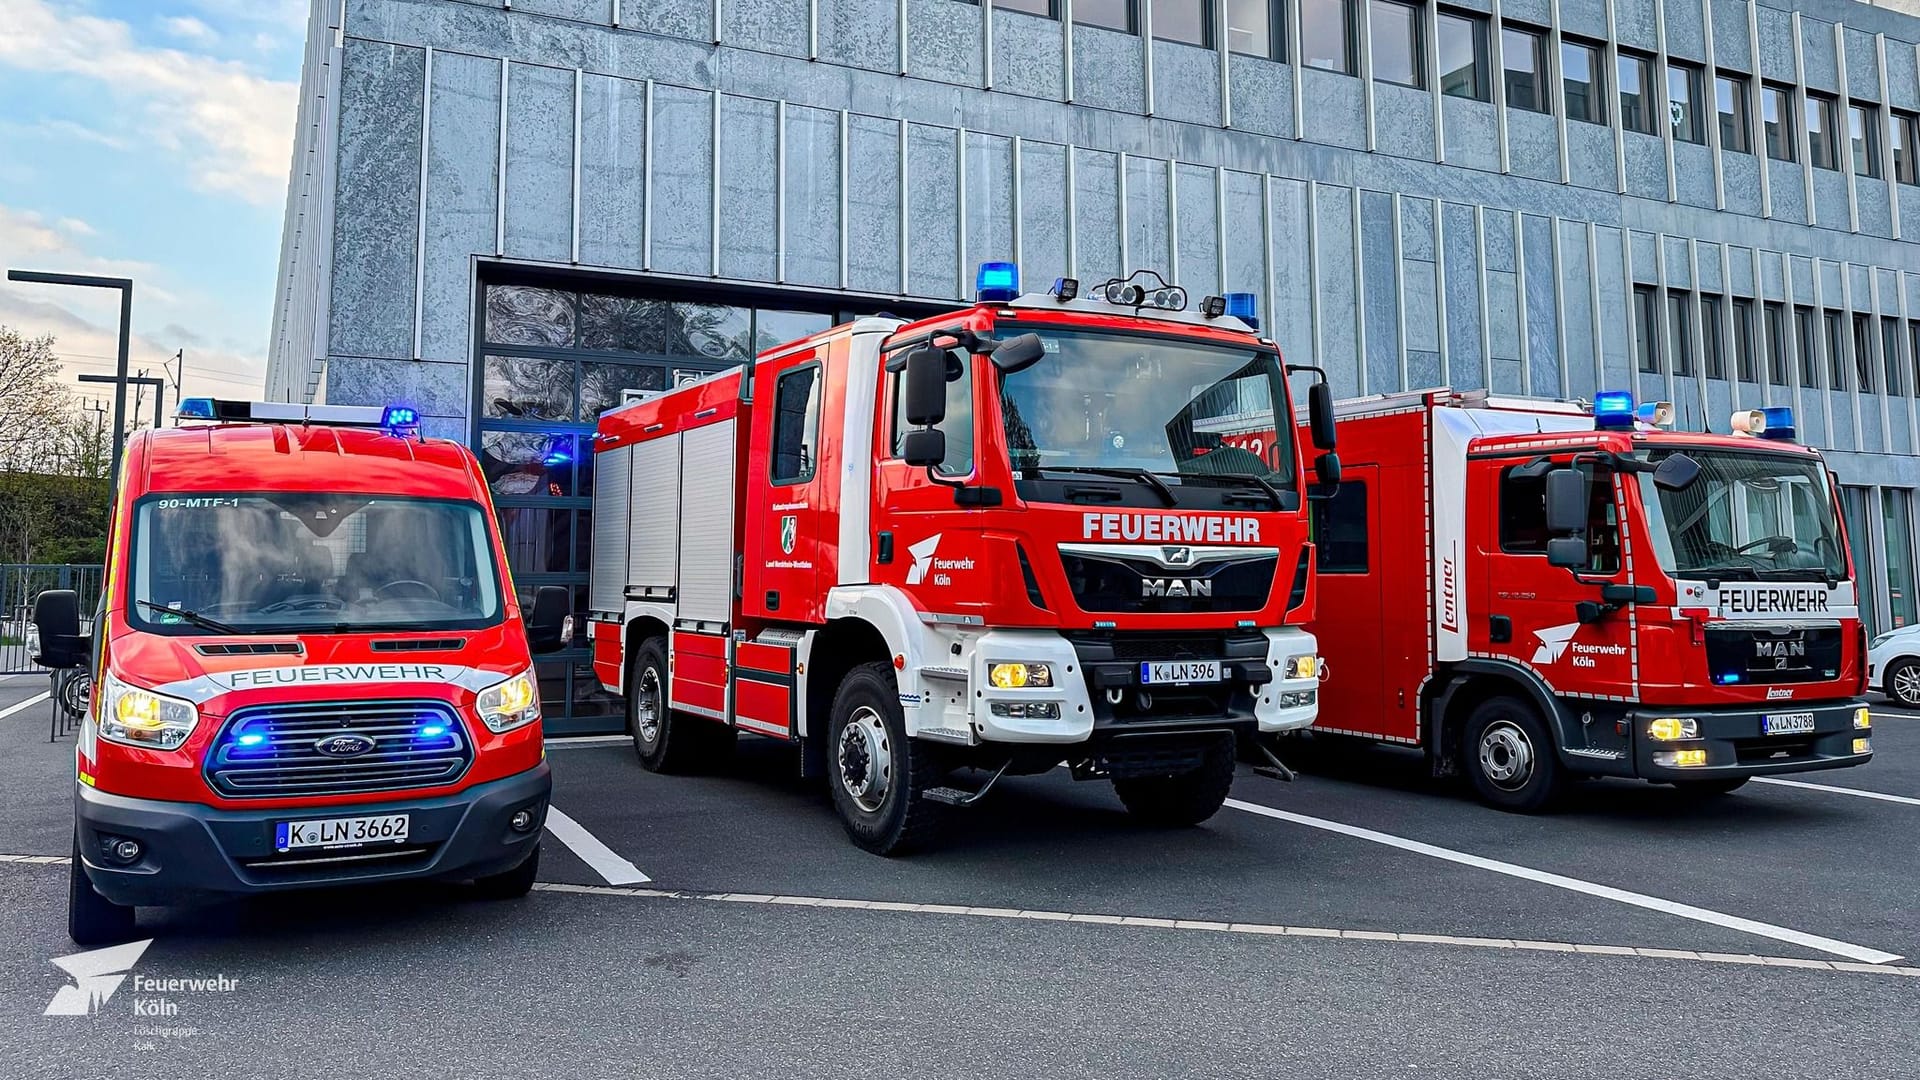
<box><xmin>997</xmin><ymin>328</ymin><xmax>1296</xmax><ymax>492</ymax></box>
<box><xmin>129</xmin><ymin>494</ymin><xmax>504</xmax><ymax>634</ymax></box>
<box><xmin>1638</xmin><ymin>450</ymin><xmax>1846</xmax><ymax>581</ymax></box>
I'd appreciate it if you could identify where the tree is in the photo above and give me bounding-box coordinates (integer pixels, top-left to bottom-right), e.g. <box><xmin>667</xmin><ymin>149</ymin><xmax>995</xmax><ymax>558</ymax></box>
<box><xmin>0</xmin><ymin>325</ymin><xmax>70</xmax><ymax>472</ymax></box>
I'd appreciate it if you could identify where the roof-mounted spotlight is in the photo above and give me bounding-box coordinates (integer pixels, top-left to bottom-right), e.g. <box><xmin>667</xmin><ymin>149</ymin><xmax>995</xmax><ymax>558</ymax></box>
<box><xmin>1050</xmin><ymin>277</ymin><xmax>1079</xmax><ymax>302</ymax></box>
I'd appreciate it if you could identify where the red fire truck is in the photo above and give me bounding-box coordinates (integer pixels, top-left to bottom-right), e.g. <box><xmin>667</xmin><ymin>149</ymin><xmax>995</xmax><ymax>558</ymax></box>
<box><xmin>590</xmin><ymin>265</ymin><xmax>1338</xmax><ymax>853</ymax></box>
<box><xmin>1309</xmin><ymin>389</ymin><xmax>1873</xmax><ymax>811</ymax></box>
<box><xmin>41</xmin><ymin>400</ymin><xmax>567</xmax><ymax>944</ymax></box>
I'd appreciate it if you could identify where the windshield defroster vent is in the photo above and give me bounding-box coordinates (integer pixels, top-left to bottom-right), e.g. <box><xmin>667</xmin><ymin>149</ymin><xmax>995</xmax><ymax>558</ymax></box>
<box><xmin>371</xmin><ymin>638</ymin><xmax>467</xmax><ymax>652</ymax></box>
<box><xmin>196</xmin><ymin>642</ymin><xmax>302</xmax><ymax>656</ymax></box>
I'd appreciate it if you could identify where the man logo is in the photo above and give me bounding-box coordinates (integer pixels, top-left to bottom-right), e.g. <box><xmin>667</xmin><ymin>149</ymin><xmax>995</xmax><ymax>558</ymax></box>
<box><xmin>44</xmin><ymin>939</ymin><xmax>154</xmax><ymax>1016</ymax></box>
<box><xmin>906</xmin><ymin>534</ymin><xmax>942</xmax><ymax>585</ymax></box>
<box><xmin>780</xmin><ymin>514</ymin><xmax>797</xmax><ymax>555</ymax></box>
<box><xmin>1161</xmin><ymin>546</ymin><xmax>1191</xmax><ymax>566</ymax></box>
<box><xmin>1143</xmin><ymin>578</ymin><xmax>1212</xmax><ymax>599</ymax></box>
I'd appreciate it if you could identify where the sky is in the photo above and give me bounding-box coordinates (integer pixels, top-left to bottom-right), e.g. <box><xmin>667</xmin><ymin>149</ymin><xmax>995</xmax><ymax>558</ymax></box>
<box><xmin>0</xmin><ymin>0</ymin><xmax>307</xmax><ymax>417</ymax></box>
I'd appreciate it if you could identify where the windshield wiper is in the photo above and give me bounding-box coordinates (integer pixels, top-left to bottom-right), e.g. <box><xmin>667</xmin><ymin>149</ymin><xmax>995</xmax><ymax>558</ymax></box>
<box><xmin>1681</xmin><ymin>565</ymin><xmax>1761</xmax><ymax>584</ymax></box>
<box><xmin>1173</xmin><ymin>470</ymin><xmax>1286</xmax><ymax>510</ymax></box>
<box><xmin>135</xmin><ymin>599</ymin><xmax>243</xmax><ymax>635</ymax></box>
<box><xmin>1039</xmin><ymin>466</ymin><xmax>1177</xmax><ymax>507</ymax></box>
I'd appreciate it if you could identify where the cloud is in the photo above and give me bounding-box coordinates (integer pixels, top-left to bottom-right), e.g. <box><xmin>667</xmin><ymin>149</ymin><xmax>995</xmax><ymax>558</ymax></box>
<box><xmin>0</xmin><ymin>0</ymin><xmax>297</xmax><ymax>206</ymax></box>
<box><xmin>55</xmin><ymin>217</ymin><xmax>95</xmax><ymax>237</ymax></box>
<box><xmin>161</xmin><ymin>16</ymin><xmax>216</xmax><ymax>44</ymax></box>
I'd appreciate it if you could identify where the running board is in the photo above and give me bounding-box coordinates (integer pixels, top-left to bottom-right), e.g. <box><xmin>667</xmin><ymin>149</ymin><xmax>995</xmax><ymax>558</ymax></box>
<box><xmin>922</xmin><ymin>761</ymin><xmax>1011</xmax><ymax>807</ymax></box>
<box><xmin>1251</xmin><ymin>737</ymin><xmax>1298</xmax><ymax>782</ymax></box>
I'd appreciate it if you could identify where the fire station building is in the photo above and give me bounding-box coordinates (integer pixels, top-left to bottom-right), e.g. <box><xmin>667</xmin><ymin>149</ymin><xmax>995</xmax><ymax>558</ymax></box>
<box><xmin>267</xmin><ymin>0</ymin><xmax>1920</xmax><ymax>731</ymax></box>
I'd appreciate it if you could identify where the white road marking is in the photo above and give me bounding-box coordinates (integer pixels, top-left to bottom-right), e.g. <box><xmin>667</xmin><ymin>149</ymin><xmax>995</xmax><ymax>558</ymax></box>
<box><xmin>527</xmin><ymin>883</ymin><xmax>1920</xmax><ymax>979</ymax></box>
<box><xmin>544</xmin><ymin>734</ymin><xmax>631</xmax><ymax>748</ymax></box>
<box><xmin>1224</xmin><ymin>798</ymin><xmax>1904</xmax><ymax>965</ymax></box>
<box><xmin>0</xmin><ymin>693</ymin><xmax>51</xmax><ymax>721</ymax></box>
<box><xmin>1753</xmin><ymin>776</ymin><xmax>1920</xmax><ymax>807</ymax></box>
<box><xmin>543</xmin><ymin>805</ymin><xmax>651</xmax><ymax>885</ymax></box>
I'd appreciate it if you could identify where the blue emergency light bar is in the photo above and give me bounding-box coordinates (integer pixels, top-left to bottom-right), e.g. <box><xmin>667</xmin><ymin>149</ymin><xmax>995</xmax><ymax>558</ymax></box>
<box><xmin>174</xmin><ymin>398</ymin><xmax>423</xmax><ymax>435</ymax></box>
<box><xmin>1592</xmin><ymin>390</ymin><xmax>1636</xmax><ymax>429</ymax></box>
<box><xmin>976</xmin><ymin>261</ymin><xmax>1020</xmax><ymax>302</ymax></box>
<box><xmin>1224</xmin><ymin>292</ymin><xmax>1260</xmax><ymax>330</ymax></box>
<box><xmin>1759</xmin><ymin>405</ymin><xmax>1796</xmax><ymax>441</ymax></box>
<box><xmin>177</xmin><ymin>397</ymin><xmax>217</xmax><ymax>419</ymax></box>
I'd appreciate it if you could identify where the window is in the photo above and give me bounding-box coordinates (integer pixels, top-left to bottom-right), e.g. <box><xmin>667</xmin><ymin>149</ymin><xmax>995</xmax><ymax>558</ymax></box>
<box><xmin>1370</xmin><ymin>0</ymin><xmax>1423</xmax><ymax>88</ymax></box>
<box><xmin>1667</xmin><ymin>62</ymin><xmax>1704</xmax><ymax>144</ymax></box>
<box><xmin>1884</xmin><ymin>490</ymin><xmax>1917</xmax><ymax>629</ymax></box>
<box><xmin>1762</xmin><ymin>85</ymin><xmax>1796</xmax><ymax>161</ymax></box>
<box><xmin>1152</xmin><ymin>0</ymin><xmax>1211</xmax><ymax>44</ymax></box>
<box><xmin>1895</xmin><ymin>112</ymin><xmax>1918</xmax><ymax>185</ymax></box>
<box><xmin>1716</xmin><ymin>74</ymin><xmax>1750</xmax><ymax>153</ymax></box>
<box><xmin>1635</xmin><ymin>285</ymin><xmax>1661</xmax><ymax>374</ymax></box>
<box><xmin>890</xmin><ymin>353</ymin><xmax>975</xmax><ymax>476</ymax></box>
<box><xmin>1310</xmin><ymin>480</ymin><xmax>1369</xmax><ymax>572</ymax></box>
<box><xmin>1702</xmin><ymin>294</ymin><xmax>1725</xmax><ymax>380</ymax></box>
<box><xmin>1851</xmin><ymin>103</ymin><xmax>1881</xmax><ymax>178</ymax></box>
<box><xmin>1668</xmin><ymin>292</ymin><xmax>1694</xmax><ymax>377</ymax></box>
<box><xmin>1842</xmin><ymin>487</ymin><xmax>1879</xmax><ymax>637</ymax></box>
<box><xmin>1562</xmin><ymin>40</ymin><xmax>1604</xmax><ymax>124</ymax></box>
<box><xmin>1499</xmin><ymin>465</ymin><xmax>1621</xmax><ymax>573</ymax></box>
<box><xmin>1825</xmin><ymin>309</ymin><xmax>1847</xmax><ymax>390</ymax></box>
<box><xmin>1502</xmin><ymin>26</ymin><xmax>1548</xmax><ymax>113</ymax></box>
<box><xmin>1227</xmin><ymin>0</ymin><xmax>1281</xmax><ymax>58</ymax></box>
<box><xmin>1807</xmin><ymin>93</ymin><xmax>1839</xmax><ymax>170</ymax></box>
<box><xmin>1301</xmin><ymin>0</ymin><xmax>1355</xmax><ymax>74</ymax></box>
<box><xmin>1913</xmin><ymin>322</ymin><xmax>1920</xmax><ymax>399</ymax></box>
<box><xmin>1618</xmin><ymin>53</ymin><xmax>1656</xmax><ymax>134</ymax></box>
<box><xmin>1437</xmin><ymin>12</ymin><xmax>1489</xmax><ymax>101</ymax></box>
<box><xmin>1733</xmin><ymin>298</ymin><xmax>1756</xmax><ymax>382</ymax></box>
<box><xmin>1884</xmin><ymin>316</ymin><xmax>1905</xmax><ymax>397</ymax></box>
<box><xmin>1796</xmin><ymin>306</ymin><xmax>1819</xmax><ymax>387</ymax></box>
<box><xmin>1764</xmin><ymin>302</ymin><xmax>1789</xmax><ymax>385</ymax></box>
<box><xmin>771</xmin><ymin>364</ymin><xmax>823</xmax><ymax>485</ymax></box>
<box><xmin>1075</xmin><ymin>0</ymin><xmax>1135</xmax><ymax>31</ymax></box>
<box><xmin>1853</xmin><ymin>313</ymin><xmax>1875</xmax><ymax>393</ymax></box>
<box><xmin>992</xmin><ymin>0</ymin><xmax>1057</xmax><ymax>15</ymax></box>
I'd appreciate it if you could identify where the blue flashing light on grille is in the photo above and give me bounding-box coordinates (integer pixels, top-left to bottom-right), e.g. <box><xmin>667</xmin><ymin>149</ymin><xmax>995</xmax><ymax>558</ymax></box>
<box><xmin>419</xmin><ymin>724</ymin><xmax>447</xmax><ymax>738</ymax></box>
<box><xmin>236</xmin><ymin>732</ymin><xmax>266</xmax><ymax>747</ymax></box>
<box><xmin>1593</xmin><ymin>390</ymin><xmax>1636</xmax><ymax>429</ymax></box>
<box><xmin>1224</xmin><ymin>292</ymin><xmax>1260</xmax><ymax>330</ymax></box>
<box><xmin>1716</xmin><ymin>673</ymin><xmax>1742</xmax><ymax>685</ymax></box>
<box><xmin>382</xmin><ymin>405</ymin><xmax>420</xmax><ymax>433</ymax></box>
<box><xmin>976</xmin><ymin>261</ymin><xmax>1020</xmax><ymax>302</ymax></box>
<box><xmin>1760</xmin><ymin>406</ymin><xmax>1796</xmax><ymax>441</ymax></box>
<box><xmin>177</xmin><ymin>397</ymin><xmax>217</xmax><ymax>419</ymax></box>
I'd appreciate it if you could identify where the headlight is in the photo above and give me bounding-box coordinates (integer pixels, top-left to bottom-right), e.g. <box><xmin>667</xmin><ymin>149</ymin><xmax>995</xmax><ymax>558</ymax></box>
<box><xmin>1870</xmin><ymin>633</ymin><xmax>1892</xmax><ymax>650</ymax></box>
<box><xmin>1285</xmin><ymin>655</ymin><xmax>1318</xmax><ymax>680</ymax></box>
<box><xmin>1853</xmin><ymin>707</ymin><xmax>1871</xmax><ymax>730</ymax></box>
<box><xmin>1647</xmin><ymin>717</ymin><xmax>1698</xmax><ymax>741</ymax></box>
<box><xmin>476</xmin><ymin>669</ymin><xmax>542</xmax><ymax>733</ymax></box>
<box><xmin>1653</xmin><ymin>749</ymin><xmax>1708</xmax><ymax>768</ymax></box>
<box><xmin>988</xmin><ymin>662</ymin><xmax>1052</xmax><ymax>689</ymax></box>
<box><xmin>97</xmin><ymin>670</ymin><xmax>199</xmax><ymax>751</ymax></box>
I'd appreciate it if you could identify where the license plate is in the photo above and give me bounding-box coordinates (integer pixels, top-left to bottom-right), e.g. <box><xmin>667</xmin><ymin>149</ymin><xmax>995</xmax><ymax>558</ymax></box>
<box><xmin>275</xmin><ymin>814</ymin><xmax>410</xmax><ymax>852</ymax></box>
<box><xmin>1762</xmin><ymin>712</ymin><xmax>1816</xmax><ymax>736</ymax></box>
<box><xmin>1140</xmin><ymin>661</ymin><xmax>1221</xmax><ymax>685</ymax></box>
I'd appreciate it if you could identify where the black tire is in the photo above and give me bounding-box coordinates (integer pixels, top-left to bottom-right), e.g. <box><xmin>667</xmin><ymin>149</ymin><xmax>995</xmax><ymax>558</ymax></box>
<box><xmin>1113</xmin><ymin>737</ymin><xmax>1236</xmax><ymax>826</ymax></box>
<box><xmin>473</xmin><ymin>843</ymin><xmax>540</xmax><ymax>899</ymax></box>
<box><xmin>1463</xmin><ymin>696</ymin><xmax>1565</xmax><ymax>813</ymax></box>
<box><xmin>628</xmin><ymin>637</ymin><xmax>734</xmax><ymax>773</ymax></box>
<box><xmin>826</xmin><ymin>662</ymin><xmax>946</xmax><ymax>855</ymax></box>
<box><xmin>1674</xmin><ymin>777</ymin><xmax>1750</xmax><ymax>797</ymax></box>
<box><xmin>58</xmin><ymin>670</ymin><xmax>91</xmax><ymax>719</ymax></box>
<box><xmin>68</xmin><ymin>837</ymin><xmax>136</xmax><ymax>946</ymax></box>
<box><xmin>1885</xmin><ymin>658</ymin><xmax>1920</xmax><ymax>708</ymax></box>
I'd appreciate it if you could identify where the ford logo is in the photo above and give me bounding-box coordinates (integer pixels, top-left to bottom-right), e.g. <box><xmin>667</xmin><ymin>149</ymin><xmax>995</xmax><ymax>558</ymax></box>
<box><xmin>314</xmin><ymin>734</ymin><xmax>375</xmax><ymax>758</ymax></box>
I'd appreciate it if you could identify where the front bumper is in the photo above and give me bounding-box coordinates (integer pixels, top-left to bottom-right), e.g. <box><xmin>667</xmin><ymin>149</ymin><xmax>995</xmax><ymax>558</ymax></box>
<box><xmin>1628</xmin><ymin>701</ymin><xmax>1871</xmax><ymax>782</ymax></box>
<box><xmin>75</xmin><ymin>763</ymin><xmax>551</xmax><ymax>907</ymax></box>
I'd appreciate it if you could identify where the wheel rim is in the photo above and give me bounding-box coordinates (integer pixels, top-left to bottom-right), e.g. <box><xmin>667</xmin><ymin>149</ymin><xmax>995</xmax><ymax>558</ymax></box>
<box><xmin>1478</xmin><ymin>720</ymin><xmax>1536</xmax><ymax>791</ymax></box>
<box><xmin>1894</xmin><ymin>665</ymin><xmax>1920</xmax><ymax>706</ymax></box>
<box><xmin>836</xmin><ymin>706</ymin><xmax>892</xmax><ymax>814</ymax></box>
<box><xmin>634</xmin><ymin>667</ymin><xmax>662</xmax><ymax>746</ymax></box>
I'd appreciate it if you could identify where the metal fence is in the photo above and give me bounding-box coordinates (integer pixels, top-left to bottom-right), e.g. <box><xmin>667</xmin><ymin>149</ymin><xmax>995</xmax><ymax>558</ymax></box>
<box><xmin>0</xmin><ymin>564</ymin><xmax>103</xmax><ymax>675</ymax></box>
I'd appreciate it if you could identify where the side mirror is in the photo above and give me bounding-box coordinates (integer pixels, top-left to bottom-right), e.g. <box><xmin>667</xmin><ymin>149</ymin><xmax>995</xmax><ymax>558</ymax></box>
<box><xmin>31</xmin><ymin>589</ymin><xmax>84</xmax><ymax>670</ymax></box>
<box><xmin>902</xmin><ymin>347</ymin><xmax>953</xmax><ymax>427</ymax></box>
<box><xmin>1544</xmin><ymin>468</ymin><xmax>1589</xmax><ymax>535</ymax></box>
<box><xmin>990</xmin><ymin>333</ymin><xmax>1045</xmax><ymax>374</ymax></box>
<box><xmin>1546</xmin><ymin>536</ymin><xmax>1589</xmax><ymax>569</ymax></box>
<box><xmin>526</xmin><ymin>585</ymin><xmax>572</xmax><ymax>655</ymax></box>
<box><xmin>1652</xmin><ymin>453</ymin><xmax>1701</xmax><ymax>492</ymax></box>
<box><xmin>901</xmin><ymin>428</ymin><xmax>946</xmax><ymax>469</ymax></box>
<box><xmin>1308</xmin><ymin>382</ymin><xmax>1337</xmax><ymax>451</ymax></box>
<box><xmin>1307</xmin><ymin>451</ymin><xmax>1342</xmax><ymax>500</ymax></box>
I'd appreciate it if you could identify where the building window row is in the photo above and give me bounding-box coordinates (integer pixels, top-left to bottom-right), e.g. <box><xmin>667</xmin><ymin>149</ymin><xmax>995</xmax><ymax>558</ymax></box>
<box><xmin>1634</xmin><ymin>285</ymin><xmax>1920</xmax><ymax>397</ymax></box>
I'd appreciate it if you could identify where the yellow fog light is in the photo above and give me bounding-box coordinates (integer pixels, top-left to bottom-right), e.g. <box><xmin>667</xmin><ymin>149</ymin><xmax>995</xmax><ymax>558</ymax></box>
<box><xmin>1647</xmin><ymin>717</ymin><xmax>1698</xmax><ymax>741</ymax></box>
<box><xmin>988</xmin><ymin>663</ymin><xmax>1052</xmax><ymax>689</ymax></box>
<box><xmin>1653</xmin><ymin>749</ymin><xmax>1708</xmax><ymax>768</ymax></box>
<box><xmin>1854</xmin><ymin>737</ymin><xmax>1872</xmax><ymax>755</ymax></box>
<box><xmin>1853</xmin><ymin>707</ymin><xmax>1871</xmax><ymax>730</ymax></box>
<box><xmin>1285</xmin><ymin>655</ymin><xmax>1318</xmax><ymax>680</ymax></box>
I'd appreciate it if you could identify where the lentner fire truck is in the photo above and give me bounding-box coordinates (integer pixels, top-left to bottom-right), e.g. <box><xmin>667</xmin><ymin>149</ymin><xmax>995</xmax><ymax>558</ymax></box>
<box><xmin>590</xmin><ymin>265</ymin><xmax>1337</xmax><ymax>853</ymax></box>
<box><xmin>1308</xmin><ymin>389</ymin><xmax>1873</xmax><ymax>811</ymax></box>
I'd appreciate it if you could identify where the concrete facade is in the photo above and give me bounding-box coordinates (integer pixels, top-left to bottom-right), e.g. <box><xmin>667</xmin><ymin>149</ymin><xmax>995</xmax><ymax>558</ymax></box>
<box><xmin>269</xmin><ymin>0</ymin><xmax>1920</xmax><ymax>727</ymax></box>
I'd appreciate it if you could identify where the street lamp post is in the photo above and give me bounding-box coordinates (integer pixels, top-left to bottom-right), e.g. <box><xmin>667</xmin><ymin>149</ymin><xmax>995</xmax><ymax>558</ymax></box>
<box><xmin>5</xmin><ymin>270</ymin><xmax>135</xmax><ymax>505</ymax></box>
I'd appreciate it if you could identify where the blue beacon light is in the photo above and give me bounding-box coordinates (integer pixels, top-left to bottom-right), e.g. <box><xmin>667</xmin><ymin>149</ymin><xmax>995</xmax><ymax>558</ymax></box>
<box><xmin>975</xmin><ymin>261</ymin><xmax>1020</xmax><ymax>303</ymax></box>
<box><xmin>177</xmin><ymin>397</ymin><xmax>217</xmax><ymax>419</ymax></box>
<box><xmin>1223</xmin><ymin>293</ymin><xmax>1260</xmax><ymax>331</ymax></box>
<box><xmin>1592</xmin><ymin>390</ymin><xmax>1636</xmax><ymax>430</ymax></box>
<box><xmin>1759</xmin><ymin>406</ymin><xmax>1796</xmax><ymax>441</ymax></box>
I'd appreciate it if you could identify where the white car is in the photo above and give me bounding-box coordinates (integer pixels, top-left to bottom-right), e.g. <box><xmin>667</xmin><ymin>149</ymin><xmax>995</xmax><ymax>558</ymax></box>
<box><xmin>1868</xmin><ymin>625</ymin><xmax>1920</xmax><ymax>707</ymax></box>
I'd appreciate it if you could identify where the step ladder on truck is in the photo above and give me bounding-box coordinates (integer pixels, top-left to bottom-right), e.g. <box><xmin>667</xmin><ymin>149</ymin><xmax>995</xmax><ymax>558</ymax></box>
<box><xmin>588</xmin><ymin>264</ymin><xmax>1338</xmax><ymax>853</ymax></box>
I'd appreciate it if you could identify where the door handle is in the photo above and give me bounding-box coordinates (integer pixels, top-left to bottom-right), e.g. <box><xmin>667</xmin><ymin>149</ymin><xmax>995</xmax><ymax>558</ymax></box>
<box><xmin>1488</xmin><ymin>615</ymin><xmax>1512</xmax><ymax>643</ymax></box>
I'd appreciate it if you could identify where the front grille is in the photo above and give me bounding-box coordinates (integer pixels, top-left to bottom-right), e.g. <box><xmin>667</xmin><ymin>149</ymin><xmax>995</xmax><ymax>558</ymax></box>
<box><xmin>1705</xmin><ymin>626</ymin><xmax>1842</xmax><ymax>686</ymax></box>
<box><xmin>196</xmin><ymin>642</ymin><xmax>301</xmax><ymax>656</ymax></box>
<box><xmin>205</xmin><ymin>700</ymin><xmax>471</xmax><ymax>799</ymax></box>
<box><xmin>1732</xmin><ymin>737</ymin><xmax>1818</xmax><ymax>765</ymax></box>
<box><xmin>371</xmin><ymin>638</ymin><xmax>467</xmax><ymax>652</ymax></box>
<box><xmin>1059</xmin><ymin>551</ymin><xmax>1277</xmax><ymax>614</ymax></box>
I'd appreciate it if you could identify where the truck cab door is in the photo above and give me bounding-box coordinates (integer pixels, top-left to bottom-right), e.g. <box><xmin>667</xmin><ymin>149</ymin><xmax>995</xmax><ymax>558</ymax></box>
<box><xmin>871</xmin><ymin>339</ymin><xmax>987</xmax><ymax>616</ymax></box>
<box><xmin>744</xmin><ymin>342</ymin><xmax>835</xmax><ymax>623</ymax></box>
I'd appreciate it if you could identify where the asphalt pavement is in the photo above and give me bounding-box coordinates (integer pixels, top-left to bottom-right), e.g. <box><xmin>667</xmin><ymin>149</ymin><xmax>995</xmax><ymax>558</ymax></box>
<box><xmin>3</xmin><ymin>672</ymin><xmax>1918</xmax><ymax>1078</ymax></box>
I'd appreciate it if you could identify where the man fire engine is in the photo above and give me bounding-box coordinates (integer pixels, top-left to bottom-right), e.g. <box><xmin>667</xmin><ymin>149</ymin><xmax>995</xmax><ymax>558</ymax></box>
<box><xmin>43</xmin><ymin>400</ymin><xmax>566</xmax><ymax>944</ymax></box>
<box><xmin>1309</xmin><ymin>389</ymin><xmax>1872</xmax><ymax>811</ymax></box>
<box><xmin>590</xmin><ymin>265</ymin><xmax>1336</xmax><ymax>853</ymax></box>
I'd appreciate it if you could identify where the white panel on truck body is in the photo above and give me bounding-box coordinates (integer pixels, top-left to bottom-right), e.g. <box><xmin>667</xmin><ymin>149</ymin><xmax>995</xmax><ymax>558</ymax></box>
<box><xmin>676</xmin><ymin>420</ymin><xmax>737</xmax><ymax>624</ymax></box>
<box><xmin>627</xmin><ymin>433</ymin><xmax>683</xmax><ymax>593</ymax></box>
<box><xmin>589</xmin><ymin>442</ymin><xmax>633</xmax><ymax>613</ymax></box>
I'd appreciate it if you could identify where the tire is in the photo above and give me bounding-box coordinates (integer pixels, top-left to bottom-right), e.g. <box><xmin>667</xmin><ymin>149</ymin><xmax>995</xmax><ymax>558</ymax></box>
<box><xmin>826</xmin><ymin>662</ymin><xmax>946</xmax><ymax>855</ymax></box>
<box><xmin>1463</xmin><ymin>696</ymin><xmax>1565</xmax><ymax>813</ymax></box>
<box><xmin>68</xmin><ymin>837</ymin><xmax>136</xmax><ymax>946</ymax></box>
<box><xmin>1886</xmin><ymin>658</ymin><xmax>1920</xmax><ymax>708</ymax></box>
<box><xmin>1112</xmin><ymin>737</ymin><xmax>1236</xmax><ymax>826</ymax></box>
<box><xmin>59</xmin><ymin>670</ymin><xmax>91</xmax><ymax>719</ymax></box>
<box><xmin>472</xmin><ymin>843</ymin><xmax>540</xmax><ymax>899</ymax></box>
<box><xmin>1674</xmin><ymin>777</ymin><xmax>1750</xmax><ymax>797</ymax></box>
<box><xmin>628</xmin><ymin>637</ymin><xmax>734</xmax><ymax>774</ymax></box>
